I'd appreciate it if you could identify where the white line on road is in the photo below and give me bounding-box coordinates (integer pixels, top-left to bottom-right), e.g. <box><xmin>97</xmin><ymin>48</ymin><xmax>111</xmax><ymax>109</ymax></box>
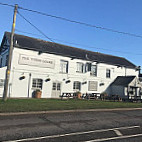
<box><xmin>84</xmin><ymin>133</ymin><xmax>142</xmax><ymax>142</ymax></box>
<box><xmin>5</xmin><ymin>125</ymin><xmax>140</xmax><ymax>142</ymax></box>
<box><xmin>113</xmin><ymin>129</ymin><xmax>123</xmax><ymax>136</ymax></box>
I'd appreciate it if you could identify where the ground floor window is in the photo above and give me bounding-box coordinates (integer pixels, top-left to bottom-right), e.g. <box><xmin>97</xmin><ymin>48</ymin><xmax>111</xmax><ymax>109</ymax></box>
<box><xmin>52</xmin><ymin>82</ymin><xmax>61</xmax><ymax>91</ymax></box>
<box><xmin>0</xmin><ymin>79</ymin><xmax>5</xmax><ymax>87</ymax></box>
<box><xmin>88</xmin><ymin>81</ymin><xmax>98</xmax><ymax>91</ymax></box>
<box><xmin>73</xmin><ymin>81</ymin><xmax>81</xmax><ymax>91</ymax></box>
<box><xmin>32</xmin><ymin>78</ymin><xmax>43</xmax><ymax>89</ymax></box>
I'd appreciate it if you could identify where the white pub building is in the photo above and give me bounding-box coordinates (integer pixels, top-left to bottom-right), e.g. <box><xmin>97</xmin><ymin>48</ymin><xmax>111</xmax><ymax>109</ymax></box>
<box><xmin>0</xmin><ymin>32</ymin><xmax>142</xmax><ymax>99</ymax></box>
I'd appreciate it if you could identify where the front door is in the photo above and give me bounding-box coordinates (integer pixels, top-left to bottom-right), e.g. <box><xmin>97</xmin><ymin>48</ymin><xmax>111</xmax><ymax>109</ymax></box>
<box><xmin>51</xmin><ymin>82</ymin><xmax>61</xmax><ymax>98</ymax></box>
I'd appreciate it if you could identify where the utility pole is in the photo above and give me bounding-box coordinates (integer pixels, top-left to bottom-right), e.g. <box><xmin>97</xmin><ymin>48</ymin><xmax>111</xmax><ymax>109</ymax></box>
<box><xmin>3</xmin><ymin>4</ymin><xmax>18</xmax><ymax>101</ymax></box>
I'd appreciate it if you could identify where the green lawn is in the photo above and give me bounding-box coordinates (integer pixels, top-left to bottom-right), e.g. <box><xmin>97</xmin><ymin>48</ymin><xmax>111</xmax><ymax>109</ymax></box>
<box><xmin>0</xmin><ymin>98</ymin><xmax>142</xmax><ymax>113</ymax></box>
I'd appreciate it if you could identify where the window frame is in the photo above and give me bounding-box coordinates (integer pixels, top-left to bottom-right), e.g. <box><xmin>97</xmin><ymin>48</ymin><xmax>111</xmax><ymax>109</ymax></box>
<box><xmin>0</xmin><ymin>79</ymin><xmax>5</xmax><ymax>87</ymax></box>
<box><xmin>32</xmin><ymin>78</ymin><xmax>43</xmax><ymax>90</ymax></box>
<box><xmin>73</xmin><ymin>81</ymin><xmax>81</xmax><ymax>91</ymax></box>
<box><xmin>90</xmin><ymin>65</ymin><xmax>97</xmax><ymax>76</ymax></box>
<box><xmin>0</xmin><ymin>58</ymin><xmax>2</xmax><ymax>68</ymax></box>
<box><xmin>106</xmin><ymin>69</ymin><xmax>111</xmax><ymax>78</ymax></box>
<box><xmin>60</xmin><ymin>60</ymin><xmax>68</xmax><ymax>73</ymax></box>
<box><xmin>76</xmin><ymin>62</ymin><xmax>84</xmax><ymax>73</ymax></box>
<box><xmin>5</xmin><ymin>55</ymin><xmax>8</xmax><ymax>66</ymax></box>
<box><xmin>88</xmin><ymin>81</ymin><xmax>98</xmax><ymax>91</ymax></box>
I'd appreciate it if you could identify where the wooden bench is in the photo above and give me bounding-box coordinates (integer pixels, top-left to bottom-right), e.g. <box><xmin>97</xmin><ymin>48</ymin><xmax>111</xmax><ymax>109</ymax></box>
<box><xmin>60</xmin><ymin>93</ymin><xmax>76</xmax><ymax>100</ymax></box>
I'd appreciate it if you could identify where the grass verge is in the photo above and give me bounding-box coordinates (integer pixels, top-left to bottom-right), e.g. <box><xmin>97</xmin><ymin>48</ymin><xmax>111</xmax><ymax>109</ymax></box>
<box><xmin>0</xmin><ymin>98</ymin><xmax>142</xmax><ymax>113</ymax></box>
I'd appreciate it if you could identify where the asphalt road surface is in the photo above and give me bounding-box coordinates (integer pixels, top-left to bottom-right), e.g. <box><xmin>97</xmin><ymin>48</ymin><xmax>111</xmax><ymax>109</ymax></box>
<box><xmin>0</xmin><ymin>109</ymin><xmax>142</xmax><ymax>142</ymax></box>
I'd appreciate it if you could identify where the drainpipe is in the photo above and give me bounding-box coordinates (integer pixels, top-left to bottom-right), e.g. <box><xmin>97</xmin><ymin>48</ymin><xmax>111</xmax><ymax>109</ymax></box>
<box><xmin>28</xmin><ymin>73</ymin><xmax>31</xmax><ymax>98</ymax></box>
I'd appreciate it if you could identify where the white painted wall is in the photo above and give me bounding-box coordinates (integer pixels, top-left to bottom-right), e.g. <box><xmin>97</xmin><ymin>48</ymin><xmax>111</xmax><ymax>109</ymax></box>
<box><xmin>0</xmin><ymin>46</ymin><xmax>140</xmax><ymax>98</ymax></box>
<box><xmin>0</xmin><ymin>67</ymin><xmax>6</xmax><ymax>97</ymax></box>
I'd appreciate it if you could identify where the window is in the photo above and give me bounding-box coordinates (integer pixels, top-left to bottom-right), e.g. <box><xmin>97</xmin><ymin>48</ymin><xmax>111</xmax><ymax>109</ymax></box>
<box><xmin>90</xmin><ymin>65</ymin><xmax>97</xmax><ymax>76</ymax></box>
<box><xmin>85</xmin><ymin>63</ymin><xmax>91</xmax><ymax>72</ymax></box>
<box><xmin>0</xmin><ymin>58</ymin><xmax>2</xmax><ymax>67</ymax></box>
<box><xmin>88</xmin><ymin>81</ymin><xmax>98</xmax><ymax>91</ymax></box>
<box><xmin>52</xmin><ymin>82</ymin><xmax>61</xmax><ymax>91</ymax></box>
<box><xmin>52</xmin><ymin>83</ymin><xmax>56</xmax><ymax>90</ymax></box>
<box><xmin>60</xmin><ymin>60</ymin><xmax>68</xmax><ymax>73</ymax></box>
<box><xmin>76</xmin><ymin>62</ymin><xmax>84</xmax><ymax>73</ymax></box>
<box><xmin>5</xmin><ymin>55</ymin><xmax>8</xmax><ymax>66</ymax></box>
<box><xmin>32</xmin><ymin>79</ymin><xmax>43</xmax><ymax>89</ymax></box>
<box><xmin>73</xmin><ymin>81</ymin><xmax>81</xmax><ymax>91</ymax></box>
<box><xmin>106</xmin><ymin>69</ymin><xmax>111</xmax><ymax>78</ymax></box>
<box><xmin>0</xmin><ymin>79</ymin><xmax>5</xmax><ymax>87</ymax></box>
<box><xmin>57</xmin><ymin>83</ymin><xmax>61</xmax><ymax>90</ymax></box>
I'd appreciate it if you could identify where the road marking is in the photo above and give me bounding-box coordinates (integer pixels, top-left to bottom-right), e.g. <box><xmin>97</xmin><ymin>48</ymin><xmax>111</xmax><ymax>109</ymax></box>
<box><xmin>84</xmin><ymin>133</ymin><xmax>142</xmax><ymax>142</ymax></box>
<box><xmin>5</xmin><ymin>125</ymin><xmax>140</xmax><ymax>142</ymax></box>
<box><xmin>1</xmin><ymin>108</ymin><xmax>142</xmax><ymax>116</ymax></box>
<box><xmin>113</xmin><ymin>129</ymin><xmax>123</xmax><ymax>136</ymax></box>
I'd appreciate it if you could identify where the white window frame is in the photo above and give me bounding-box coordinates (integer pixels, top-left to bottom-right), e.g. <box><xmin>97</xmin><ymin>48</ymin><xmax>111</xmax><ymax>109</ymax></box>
<box><xmin>106</xmin><ymin>69</ymin><xmax>111</xmax><ymax>78</ymax></box>
<box><xmin>88</xmin><ymin>81</ymin><xmax>98</xmax><ymax>91</ymax></box>
<box><xmin>52</xmin><ymin>82</ymin><xmax>61</xmax><ymax>91</ymax></box>
<box><xmin>76</xmin><ymin>62</ymin><xmax>84</xmax><ymax>73</ymax></box>
<box><xmin>73</xmin><ymin>81</ymin><xmax>81</xmax><ymax>91</ymax></box>
<box><xmin>90</xmin><ymin>65</ymin><xmax>97</xmax><ymax>76</ymax></box>
<box><xmin>60</xmin><ymin>60</ymin><xmax>68</xmax><ymax>73</ymax></box>
<box><xmin>32</xmin><ymin>78</ymin><xmax>43</xmax><ymax>90</ymax></box>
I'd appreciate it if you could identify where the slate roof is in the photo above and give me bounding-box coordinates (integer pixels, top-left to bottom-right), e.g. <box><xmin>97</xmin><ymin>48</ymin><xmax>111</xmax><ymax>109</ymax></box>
<box><xmin>2</xmin><ymin>32</ymin><xmax>137</xmax><ymax>69</ymax></box>
<box><xmin>111</xmin><ymin>76</ymin><xmax>136</xmax><ymax>87</ymax></box>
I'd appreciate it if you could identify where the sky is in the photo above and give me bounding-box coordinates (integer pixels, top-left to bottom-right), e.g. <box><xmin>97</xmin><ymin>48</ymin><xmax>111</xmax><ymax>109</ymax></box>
<box><xmin>0</xmin><ymin>0</ymin><xmax>142</xmax><ymax>69</ymax></box>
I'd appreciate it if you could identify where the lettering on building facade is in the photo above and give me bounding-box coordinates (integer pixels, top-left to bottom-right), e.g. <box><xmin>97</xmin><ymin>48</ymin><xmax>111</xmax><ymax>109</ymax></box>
<box><xmin>18</xmin><ymin>54</ymin><xmax>55</xmax><ymax>68</ymax></box>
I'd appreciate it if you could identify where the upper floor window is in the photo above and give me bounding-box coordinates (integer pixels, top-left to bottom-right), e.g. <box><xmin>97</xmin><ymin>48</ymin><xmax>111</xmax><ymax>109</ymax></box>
<box><xmin>32</xmin><ymin>78</ymin><xmax>43</xmax><ymax>89</ymax></box>
<box><xmin>90</xmin><ymin>65</ymin><xmax>97</xmax><ymax>76</ymax></box>
<box><xmin>76</xmin><ymin>62</ymin><xmax>84</xmax><ymax>73</ymax></box>
<box><xmin>0</xmin><ymin>58</ymin><xmax>2</xmax><ymax>68</ymax></box>
<box><xmin>106</xmin><ymin>69</ymin><xmax>111</xmax><ymax>78</ymax></box>
<box><xmin>85</xmin><ymin>63</ymin><xmax>91</xmax><ymax>72</ymax></box>
<box><xmin>5</xmin><ymin>55</ymin><xmax>8</xmax><ymax>66</ymax></box>
<box><xmin>73</xmin><ymin>81</ymin><xmax>81</xmax><ymax>91</ymax></box>
<box><xmin>60</xmin><ymin>60</ymin><xmax>68</xmax><ymax>73</ymax></box>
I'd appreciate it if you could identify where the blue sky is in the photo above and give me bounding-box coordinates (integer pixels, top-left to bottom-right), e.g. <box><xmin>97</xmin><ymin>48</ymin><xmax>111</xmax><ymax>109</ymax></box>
<box><xmin>0</xmin><ymin>0</ymin><xmax>142</xmax><ymax>69</ymax></box>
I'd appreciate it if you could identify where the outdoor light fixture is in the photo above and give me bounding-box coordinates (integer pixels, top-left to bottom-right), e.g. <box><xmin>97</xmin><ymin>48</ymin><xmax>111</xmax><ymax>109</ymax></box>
<box><xmin>66</xmin><ymin>80</ymin><xmax>71</xmax><ymax>83</ymax></box>
<box><xmin>45</xmin><ymin>78</ymin><xmax>51</xmax><ymax>82</ymax></box>
<box><xmin>100</xmin><ymin>83</ymin><xmax>104</xmax><ymax>86</ymax></box>
<box><xmin>19</xmin><ymin>76</ymin><xmax>25</xmax><ymax>80</ymax></box>
<box><xmin>82</xmin><ymin>81</ymin><xmax>87</xmax><ymax>85</ymax></box>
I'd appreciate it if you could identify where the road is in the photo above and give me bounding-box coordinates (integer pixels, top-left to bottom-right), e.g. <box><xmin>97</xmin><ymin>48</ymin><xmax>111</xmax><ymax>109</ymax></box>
<box><xmin>0</xmin><ymin>109</ymin><xmax>142</xmax><ymax>142</ymax></box>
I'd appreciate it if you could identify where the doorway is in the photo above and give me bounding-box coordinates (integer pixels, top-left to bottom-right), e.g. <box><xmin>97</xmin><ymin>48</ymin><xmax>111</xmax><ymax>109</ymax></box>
<box><xmin>51</xmin><ymin>82</ymin><xmax>61</xmax><ymax>98</ymax></box>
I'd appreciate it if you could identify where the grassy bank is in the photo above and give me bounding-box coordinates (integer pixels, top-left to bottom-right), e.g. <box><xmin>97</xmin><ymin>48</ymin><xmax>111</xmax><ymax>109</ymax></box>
<box><xmin>0</xmin><ymin>98</ymin><xmax>142</xmax><ymax>113</ymax></box>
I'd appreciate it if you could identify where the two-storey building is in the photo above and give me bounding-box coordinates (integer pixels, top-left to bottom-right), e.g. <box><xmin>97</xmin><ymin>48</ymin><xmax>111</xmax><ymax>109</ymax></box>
<box><xmin>0</xmin><ymin>32</ymin><xmax>141</xmax><ymax>99</ymax></box>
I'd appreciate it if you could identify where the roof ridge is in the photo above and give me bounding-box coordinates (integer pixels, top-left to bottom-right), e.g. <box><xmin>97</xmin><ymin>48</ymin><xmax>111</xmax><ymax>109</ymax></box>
<box><xmin>4</xmin><ymin>31</ymin><xmax>137</xmax><ymax>68</ymax></box>
<box><xmin>6</xmin><ymin>31</ymin><xmax>126</xmax><ymax>59</ymax></box>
